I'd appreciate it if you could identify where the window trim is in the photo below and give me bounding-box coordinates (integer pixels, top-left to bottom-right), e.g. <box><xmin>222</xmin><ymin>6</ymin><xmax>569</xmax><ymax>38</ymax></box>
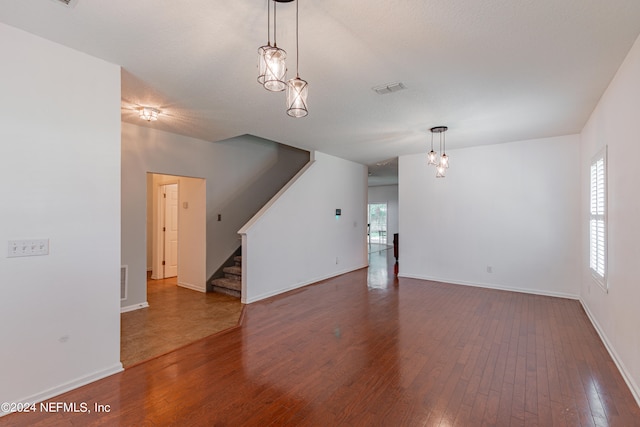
<box><xmin>589</xmin><ymin>146</ymin><xmax>607</xmax><ymax>292</ymax></box>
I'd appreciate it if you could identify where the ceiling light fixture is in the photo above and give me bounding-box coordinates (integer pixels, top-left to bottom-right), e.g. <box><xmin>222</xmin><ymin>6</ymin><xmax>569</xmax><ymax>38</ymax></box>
<box><xmin>427</xmin><ymin>130</ymin><xmax>438</xmax><ymax>166</ymax></box>
<box><xmin>257</xmin><ymin>0</ymin><xmax>272</xmax><ymax>86</ymax></box>
<box><xmin>139</xmin><ymin>107</ymin><xmax>159</xmax><ymax>122</ymax></box>
<box><xmin>428</xmin><ymin>126</ymin><xmax>449</xmax><ymax>178</ymax></box>
<box><xmin>261</xmin><ymin>1</ymin><xmax>287</xmax><ymax>92</ymax></box>
<box><xmin>286</xmin><ymin>0</ymin><xmax>308</xmax><ymax>118</ymax></box>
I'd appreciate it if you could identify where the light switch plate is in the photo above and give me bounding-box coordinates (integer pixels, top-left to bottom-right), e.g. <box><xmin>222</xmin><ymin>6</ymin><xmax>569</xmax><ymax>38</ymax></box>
<box><xmin>8</xmin><ymin>239</ymin><xmax>49</xmax><ymax>257</ymax></box>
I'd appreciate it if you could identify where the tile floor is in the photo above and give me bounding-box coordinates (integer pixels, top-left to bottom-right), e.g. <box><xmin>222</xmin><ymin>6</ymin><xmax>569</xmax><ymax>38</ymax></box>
<box><xmin>120</xmin><ymin>276</ymin><xmax>242</xmax><ymax>367</ymax></box>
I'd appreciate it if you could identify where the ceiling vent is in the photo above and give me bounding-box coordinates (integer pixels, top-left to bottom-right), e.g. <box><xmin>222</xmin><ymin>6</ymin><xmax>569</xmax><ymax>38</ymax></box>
<box><xmin>51</xmin><ymin>0</ymin><xmax>79</xmax><ymax>7</ymax></box>
<box><xmin>372</xmin><ymin>82</ymin><xmax>406</xmax><ymax>95</ymax></box>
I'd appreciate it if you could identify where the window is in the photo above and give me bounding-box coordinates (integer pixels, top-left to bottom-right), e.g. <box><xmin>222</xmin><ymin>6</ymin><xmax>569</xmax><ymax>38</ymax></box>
<box><xmin>368</xmin><ymin>203</ymin><xmax>388</xmax><ymax>244</ymax></box>
<box><xmin>589</xmin><ymin>147</ymin><xmax>607</xmax><ymax>289</ymax></box>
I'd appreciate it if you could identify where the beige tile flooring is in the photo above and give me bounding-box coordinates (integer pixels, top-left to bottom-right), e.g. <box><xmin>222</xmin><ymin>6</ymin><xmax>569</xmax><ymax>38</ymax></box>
<box><xmin>120</xmin><ymin>276</ymin><xmax>243</xmax><ymax>368</ymax></box>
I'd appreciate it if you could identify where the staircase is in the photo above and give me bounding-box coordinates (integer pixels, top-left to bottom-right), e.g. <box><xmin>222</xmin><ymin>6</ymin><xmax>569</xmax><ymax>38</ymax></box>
<box><xmin>211</xmin><ymin>256</ymin><xmax>242</xmax><ymax>298</ymax></box>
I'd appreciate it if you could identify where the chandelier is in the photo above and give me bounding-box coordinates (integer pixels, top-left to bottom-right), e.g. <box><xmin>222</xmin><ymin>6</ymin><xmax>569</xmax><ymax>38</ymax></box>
<box><xmin>258</xmin><ymin>0</ymin><xmax>308</xmax><ymax>118</ymax></box>
<box><xmin>428</xmin><ymin>126</ymin><xmax>450</xmax><ymax>178</ymax></box>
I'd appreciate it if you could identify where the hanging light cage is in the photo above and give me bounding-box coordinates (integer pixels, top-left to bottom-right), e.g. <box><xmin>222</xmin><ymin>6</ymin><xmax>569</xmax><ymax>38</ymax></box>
<box><xmin>257</xmin><ymin>44</ymin><xmax>269</xmax><ymax>85</ymax></box>
<box><xmin>258</xmin><ymin>0</ymin><xmax>288</xmax><ymax>91</ymax></box>
<box><xmin>286</xmin><ymin>76</ymin><xmax>308</xmax><ymax>117</ymax></box>
<box><xmin>263</xmin><ymin>46</ymin><xmax>287</xmax><ymax>91</ymax></box>
<box><xmin>427</xmin><ymin>130</ymin><xmax>438</xmax><ymax>165</ymax></box>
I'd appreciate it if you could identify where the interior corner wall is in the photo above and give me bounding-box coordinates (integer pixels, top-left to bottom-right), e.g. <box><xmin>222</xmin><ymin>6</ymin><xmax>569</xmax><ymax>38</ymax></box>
<box><xmin>368</xmin><ymin>185</ymin><xmax>399</xmax><ymax>240</ymax></box>
<box><xmin>579</xmin><ymin>33</ymin><xmax>640</xmax><ymax>403</ymax></box>
<box><xmin>242</xmin><ymin>152</ymin><xmax>368</xmax><ymax>303</ymax></box>
<box><xmin>399</xmin><ymin>135</ymin><xmax>581</xmax><ymax>298</ymax></box>
<box><xmin>121</xmin><ymin>126</ymin><xmax>309</xmax><ymax>308</ymax></box>
<box><xmin>0</xmin><ymin>24</ymin><xmax>122</xmax><ymax>409</ymax></box>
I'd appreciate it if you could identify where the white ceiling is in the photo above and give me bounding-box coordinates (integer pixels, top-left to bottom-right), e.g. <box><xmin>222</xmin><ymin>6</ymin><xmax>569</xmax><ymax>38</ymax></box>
<box><xmin>2</xmin><ymin>0</ymin><xmax>640</xmax><ymax>169</ymax></box>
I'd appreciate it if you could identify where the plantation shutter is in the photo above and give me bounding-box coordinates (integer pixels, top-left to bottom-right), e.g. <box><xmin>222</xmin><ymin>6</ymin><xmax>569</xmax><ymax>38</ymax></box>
<box><xmin>589</xmin><ymin>151</ymin><xmax>606</xmax><ymax>286</ymax></box>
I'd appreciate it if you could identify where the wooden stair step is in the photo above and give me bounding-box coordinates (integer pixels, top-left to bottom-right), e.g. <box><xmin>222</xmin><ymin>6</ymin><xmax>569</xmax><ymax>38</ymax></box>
<box><xmin>234</xmin><ymin>256</ymin><xmax>242</xmax><ymax>266</ymax></box>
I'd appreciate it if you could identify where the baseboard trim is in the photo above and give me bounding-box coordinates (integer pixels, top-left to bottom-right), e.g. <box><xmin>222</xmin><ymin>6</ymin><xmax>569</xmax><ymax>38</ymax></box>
<box><xmin>1</xmin><ymin>363</ymin><xmax>123</xmax><ymax>417</ymax></box>
<box><xmin>397</xmin><ymin>273</ymin><xmax>580</xmax><ymax>300</ymax></box>
<box><xmin>243</xmin><ymin>264</ymin><xmax>368</xmax><ymax>304</ymax></box>
<box><xmin>580</xmin><ymin>299</ymin><xmax>640</xmax><ymax>408</ymax></box>
<box><xmin>177</xmin><ymin>281</ymin><xmax>206</xmax><ymax>293</ymax></box>
<box><xmin>120</xmin><ymin>302</ymin><xmax>149</xmax><ymax>313</ymax></box>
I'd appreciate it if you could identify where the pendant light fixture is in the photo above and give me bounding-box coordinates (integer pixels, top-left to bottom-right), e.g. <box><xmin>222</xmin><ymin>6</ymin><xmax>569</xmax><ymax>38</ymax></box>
<box><xmin>257</xmin><ymin>0</ymin><xmax>272</xmax><ymax>85</ymax></box>
<box><xmin>262</xmin><ymin>1</ymin><xmax>287</xmax><ymax>92</ymax></box>
<box><xmin>428</xmin><ymin>126</ymin><xmax>449</xmax><ymax>178</ymax></box>
<box><xmin>427</xmin><ymin>130</ymin><xmax>438</xmax><ymax>165</ymax></box>
<box><xmin>286</xmin><ymin>0</ymin><xmax>308</xmax><ymax>117</ymax></box>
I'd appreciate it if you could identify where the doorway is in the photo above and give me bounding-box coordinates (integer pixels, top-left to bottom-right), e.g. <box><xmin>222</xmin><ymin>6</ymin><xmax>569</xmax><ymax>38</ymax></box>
<box><xmin>147</xmin><ymin>173</ymin><xmax>206</xmax><ymax>290</ymax></box>
<box><xmin>368</xmin><ymin>202</ymin><xmax>388</xmax><ymax>244</ymax></box>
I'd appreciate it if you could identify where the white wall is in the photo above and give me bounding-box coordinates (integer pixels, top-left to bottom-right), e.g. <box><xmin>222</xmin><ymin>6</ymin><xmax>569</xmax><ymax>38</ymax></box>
<box><xmin>580</xmin><ymin>34</ymin><xmax>640</xmax><ymax>403</ymax></box>
<box><xmin>122</xmin><ymin>126</ymin><xmax>309</xmax><ymax>308</ymax></box>
<box><xmin>240</xmin><ymin>152</ymin><xmax>368</xmax><ymax>303</ymax></box>
<box><xmin>176</xmin><ymin>176</ymin><xmax>207</xmax><ymax>292</ymax></box>
<box><xmin>0</xmin><ymin>24</ymin><xmax>122</xmax><ymax>410</ymax></box>
<box><xmin>368</xmin><ymin>185</ymin><xmax>399</xmax><ymax>241</ymax></box>
<box><xmin>146</xmin><ymin>174</ymin><xmax>153</xmax><ymax>270</ymax></box>
<box><xmin>399</xmin><ymin>135</ymin><xmax>581</xmax><ymax>298</ymax></box>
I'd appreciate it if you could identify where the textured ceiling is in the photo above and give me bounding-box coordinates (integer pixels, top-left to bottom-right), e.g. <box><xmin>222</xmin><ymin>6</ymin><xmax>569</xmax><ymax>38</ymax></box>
<box><xmin>2</xmin><ymin>0</ymin><xmax>640</xmax><ymax>171</ymax></box>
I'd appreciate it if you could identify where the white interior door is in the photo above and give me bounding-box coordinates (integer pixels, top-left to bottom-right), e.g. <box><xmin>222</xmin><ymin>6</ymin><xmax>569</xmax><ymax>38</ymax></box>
<box><xmin>162</xmin><ymin>183</ymin><xmax>179</xmax><ymax>278</ymax></box>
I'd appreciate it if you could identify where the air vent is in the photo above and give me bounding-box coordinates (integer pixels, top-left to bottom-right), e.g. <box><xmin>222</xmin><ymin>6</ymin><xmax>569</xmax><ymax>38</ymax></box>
<box><xmin>120</xmin><ymin>265</ymin><xmax>128</xmax><ymax>300</ymax></box>
<box><xmin>372</xmin><ymin>82</ymin><xmax>406</xmax><ymax>95</ymax></box>
<box><xmin>51</xmin><ymin>0</ymin><xmax>79</xmax><ymax>8</ymax></box>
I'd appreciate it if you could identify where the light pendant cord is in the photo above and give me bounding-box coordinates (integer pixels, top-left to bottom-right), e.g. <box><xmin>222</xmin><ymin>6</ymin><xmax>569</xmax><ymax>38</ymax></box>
<box><xmin>273</xmin><ymin>1</ymin><xmax>278</xmax><ymax>47</ymax></box>
<box><xmin>267</xmin><ymin>0</ymin><xmax>271</xmax><ymax>45</ymax></box>
<box><xmin>296</xmin><ymin>0</ymin><xmax>300</xmax><ymax>77</ymax></box>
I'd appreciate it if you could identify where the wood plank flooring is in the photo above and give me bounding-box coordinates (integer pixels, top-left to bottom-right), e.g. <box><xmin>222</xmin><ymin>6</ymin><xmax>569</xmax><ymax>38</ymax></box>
<box><xmin>4</xmin><ymin>249</ymin><xmax>639</xmax><ymax>426</ymax></box>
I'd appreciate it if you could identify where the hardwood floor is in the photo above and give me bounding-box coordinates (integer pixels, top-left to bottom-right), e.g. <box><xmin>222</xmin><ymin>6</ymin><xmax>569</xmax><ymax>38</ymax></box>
<box><xmin>120</xmin><ymin>276</ymin><xmax>243</xmax><ymax>367</ymax></box>
<box><xmin>4</xmin><ymin>249</ymin><xmax>639</xmax><ymax>426</ymax></box>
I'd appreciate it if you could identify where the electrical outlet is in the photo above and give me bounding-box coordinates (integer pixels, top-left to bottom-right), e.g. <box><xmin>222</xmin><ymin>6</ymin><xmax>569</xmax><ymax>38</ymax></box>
<box><xmin>486</xmin><ymin>265</ymin><xmax>493</xmax><ymax>273</ymax></box>
<box><xmin>8</xmin><ymin>239</ymin><xmax>49</xmax><ymax>257</ymax></box>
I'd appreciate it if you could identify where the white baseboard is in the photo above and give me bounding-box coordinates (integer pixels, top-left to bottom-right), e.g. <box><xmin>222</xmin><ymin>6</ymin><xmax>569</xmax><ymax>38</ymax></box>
<box><xmin>243</xmin><ymin>264</ymin><xmax>368</xmax><ymax>304</ymax></box>
<box><xmin>580</xmin><ymin>299</ymin><xmax>640</xmax><ymax>407</ymax></box>
<box><xmin>120</xmin><ymin>302</ymin><xmax>149</xmax><ymax>313</ymax></box>
<box><xmin>1</xmin><ymin>363</ymin><xmax>123</xmax><ymax>417</ymax></box>
<box><xmin>397</xmin><ymin>273</ymin><xmax>579</xmax><ymax>300</ymax></box>
<box><xmin>177</xmin><ymin>281</ymin><xmax>206</xmax><ymax>293</ymax></box>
